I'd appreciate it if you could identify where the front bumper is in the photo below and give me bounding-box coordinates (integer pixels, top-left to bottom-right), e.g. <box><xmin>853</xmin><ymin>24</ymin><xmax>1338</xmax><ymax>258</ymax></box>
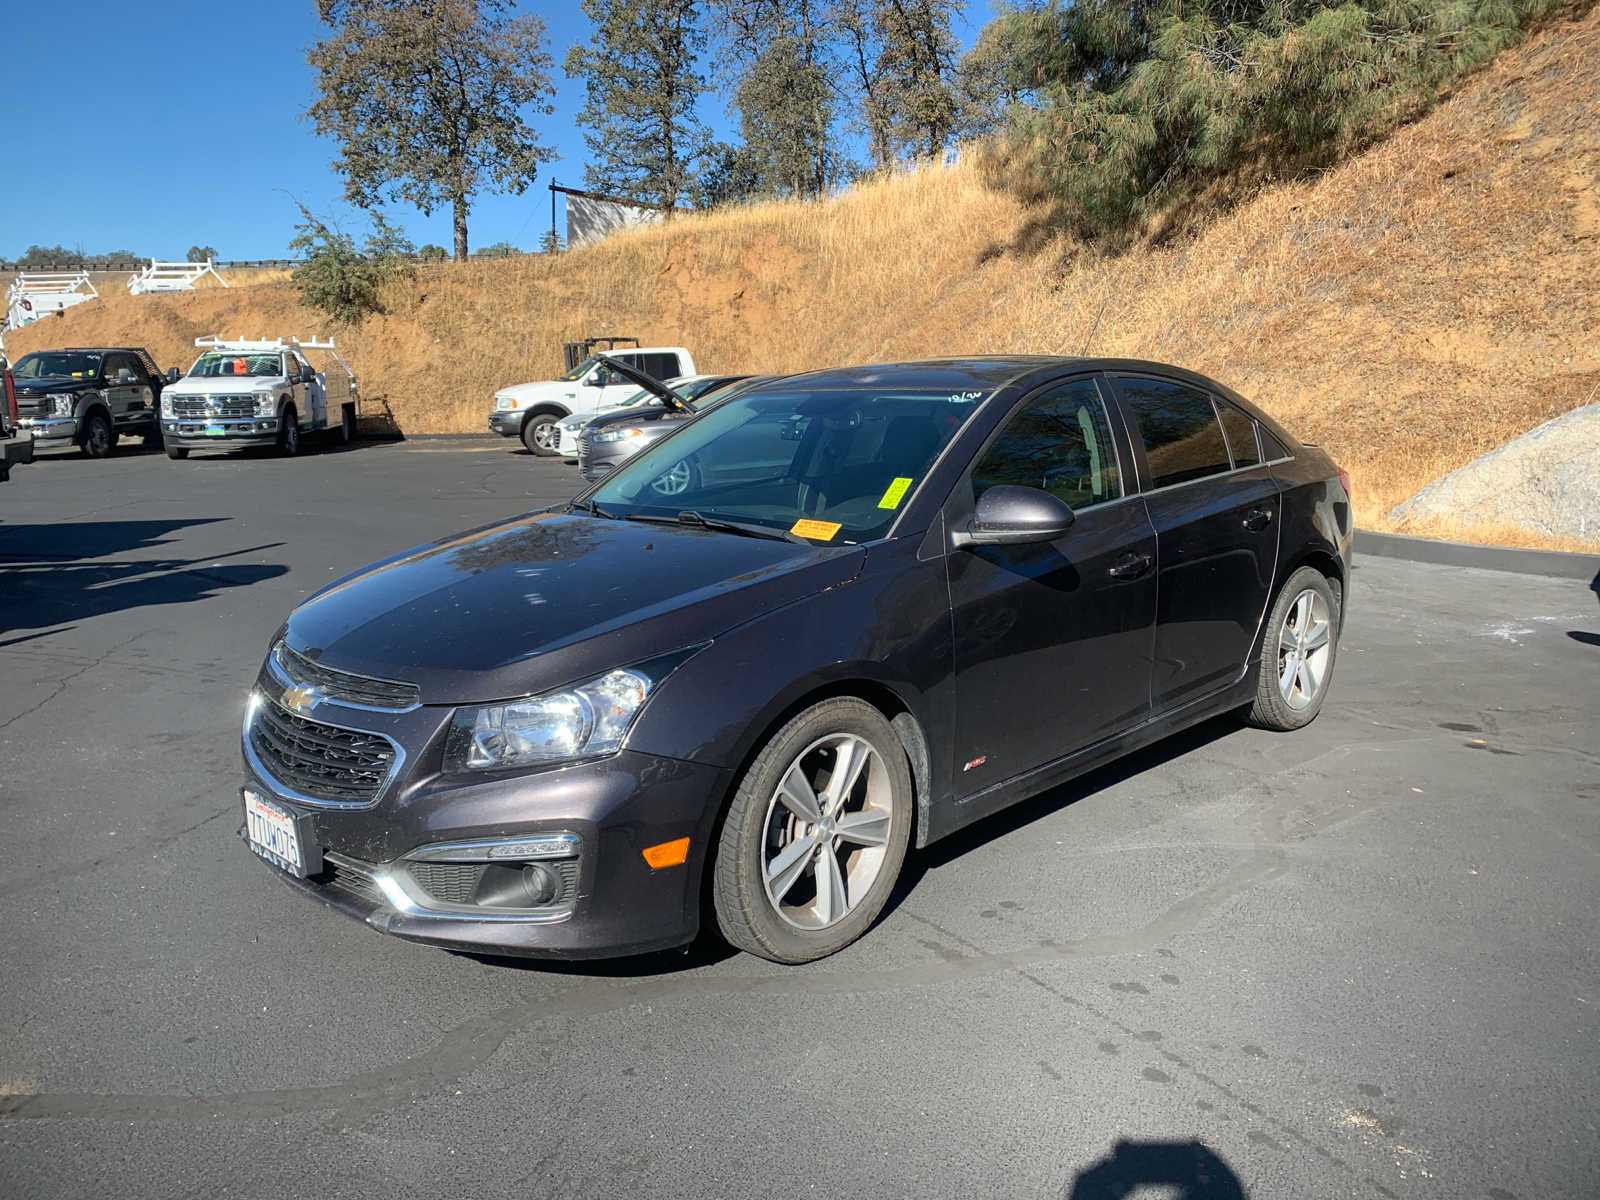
<box><xmin>488</xmin><ymin>410</ymin><xmax>522</xmax><ymax>437</ymax></box>
<box><xmin>17</xmin><ymin>416</ymin><xmax>78</xmax><ymax>448</ymax></box>
<box><xmin>241</xmin><ymin>745</ymin><xmax>732</xmax><ymax>959</ymax></box>
<box><xmin>1</xmin><ymin>430</ymin><xmax>34</xmax><ymax>479</ymax></box>
<box><xmin>556</xmin><ymin>424</ymin><xmax>587</xmax><ymax>457</ymax></box>
<box><xmin>163</xmin><ymin>417</ymin><xmax>278</xmax><ymax>448</ymax></box>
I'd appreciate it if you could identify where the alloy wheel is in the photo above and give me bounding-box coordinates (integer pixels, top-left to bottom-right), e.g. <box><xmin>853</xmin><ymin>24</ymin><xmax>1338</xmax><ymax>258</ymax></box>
<box><xmin>760</xmin><ymin>733</ymin><xmax>893</xmax><ymax>930</ymax></box>
<box><xmin>1277</xmin><ymin>588</ymin><xmax>1332</xmax><ymax>711</ymax></box>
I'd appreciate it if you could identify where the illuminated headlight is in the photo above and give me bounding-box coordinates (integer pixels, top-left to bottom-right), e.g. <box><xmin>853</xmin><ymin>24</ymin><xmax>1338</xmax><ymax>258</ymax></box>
<box><xmin>591</xmin><ymin>426</ymin><xmax>645</xmax><ymax>444</ymax></box>
<box><xmin>255</xmin><ymin>395</ymin><xmax>276</xmax><ymax>417</ymax></box>
<box><xmin>495</xmin><ymin>394</ymin><xmax>519</xmax><ymax>411</ymax></box>
<box><xmin>47</xmin><ymin>393</ymin><xmax>74</xmax><ymax>416</ymax></box>
<box><xmin>445</xmin><ymin>669</ymin><xmax>652</xmax><ymax>772</ymax></box>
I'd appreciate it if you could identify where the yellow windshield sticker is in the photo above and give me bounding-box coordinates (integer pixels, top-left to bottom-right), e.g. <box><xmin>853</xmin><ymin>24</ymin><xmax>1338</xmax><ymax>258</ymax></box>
<box><xmin>790</xmin><ymin>518</ymin><xmax>842</xmax><ymax>541</ymax></box>
<box><xmin>877</xmin><ymin>476</ymin><xmax>914</xmax><ymax>509</ymax></box>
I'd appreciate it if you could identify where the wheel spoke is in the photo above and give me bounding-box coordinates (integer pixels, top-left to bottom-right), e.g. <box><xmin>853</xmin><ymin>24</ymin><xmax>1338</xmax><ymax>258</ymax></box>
<box><xmin>776</xmin><ymin>763</ymin><xmax>823</xmax><ymax>823</ymax></box>
<box><xmin>826</xmin><ymin>737</ymin><xmax>870</xmax><ymax>808</ymax></box>
<box><xmin>813</xmin><ymin>846</ymin><xmax>847</xmax><ymax>925</ymax></box>
<box><xmin>1278</xmin><ymin>651</ymin><xmax>1298</xmax><ymax>695</ymax></box>
<box><xmin>1294</xmin><ymin>592</ymin><xmax>1312</xmax><ymax>632</ymax></box>
<box><xmin>766</xmin><ymin>835</ymin><xmax>817</xmax><ymax>902</ymax></box>
<box><xmin>1301</xmin><ymin>619</ymin><xmax>1330</xmax><ymax>653</ymax></box>
<box><xmin>1300</xmin><ymin>652</ymin><xmax>1324</xmax><ymax>695</ymax></box>
<box><xmin>834</xmin><ymin>809</ymin><xmax>890</xmax><ymax>847</ymax></box>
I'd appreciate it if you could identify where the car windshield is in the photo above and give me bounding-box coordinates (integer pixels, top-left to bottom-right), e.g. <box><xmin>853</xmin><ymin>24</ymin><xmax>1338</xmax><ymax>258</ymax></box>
<box><xmin>188</xmin><ymin>352</ymin><xmax>284</xmax><ymax>378</ymax></box>
<box><xmin>559</xmin><ymin>355</ymin><xmax>602</xmax><ymax>382</ymax></box>
<box><xmin>13</xmin><ymin>351</ymin><xmax>101</xmax><ymax>380</ymax></box>
<box><xmin>588</xmin><ymin>384</ymin><xmax>986</xmax><ymax>544</ymax></box>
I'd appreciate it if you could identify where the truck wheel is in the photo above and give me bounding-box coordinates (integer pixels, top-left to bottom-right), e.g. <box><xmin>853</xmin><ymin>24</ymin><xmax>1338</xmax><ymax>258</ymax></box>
<box><xmin>521</xmin><ymin>412</ymin><xmax>561</xmax><ymax>456</ymax></box>
<box><xmin>166</xmin><ymin>444</ymin><xmax>188</xmax><ymax>460</ymax></box>
<box><xmin>340</xmin><ymin>404</ymin><xmax>356</xmax><ymax>444</ymax></box>
<box><xmin>277</xmin><ymin>407</ymin><xmax>301</xmax><ymax>457</ymax></box>
<box><xmin>143</xmin><ymin>425</ymin><xmax>164</xmax><ymax>451</ymax></box>
<box><xmin>81</xmin><ymin>412</ymin><xmax>115</xmax><ymax>458</ymax></box>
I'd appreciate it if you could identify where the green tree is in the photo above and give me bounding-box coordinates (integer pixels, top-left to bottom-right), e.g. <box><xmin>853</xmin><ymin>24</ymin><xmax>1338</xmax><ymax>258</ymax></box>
<box><xmin>417</xmin><ymin>243</ymin><xmax>449</xmax><ymax>262</ymax></box>
<box><xmin>951</xmin><ymin>5</ymin><xmax>1036</xmax><ymax>140</ymax></box>
<box><xmin>307</xmin><ymin>0</ymin><xmax>557</xmax><ymax>261</ymax></box>
<box><xmin>566</xmin><ymin>0</ymin><xmax>711</xmax><ymax>212</ymax></box>
<box><xmin>288</xmin><ymin>207</ymin><xmax>415</xmax><ymax>323</ymax></box>
<box><xmin>186</xmin><ymin>245</ymin><xmax>218</xmax><ymax>263</ymax></box>
<box><xmin>989</xmin><ymin>0</ymin><xmax>1569</xmax><ymax>240</ymax></box>
<box><xmin>709</xmin><ymin>0</ymin><xmax>841</xmax><ymax>198</ymax></box>
<box><xmin>475</xmin><ymin>240</ymin><xmax>519</xmax><ymax>257</ymax></box>
<box><xmin>874</xmin><ymin>0</ymin><xmax>960</xmax><ymax>159</ymax></box>
<box><xmin>538</xmin><ymin>230</ymin><xmax>564</xmax><ymax>254</ymax></box>
<box><xmin>830</xmin><ymin>0</ymin><xmax>892</xmax><ymax>167</ymax></box>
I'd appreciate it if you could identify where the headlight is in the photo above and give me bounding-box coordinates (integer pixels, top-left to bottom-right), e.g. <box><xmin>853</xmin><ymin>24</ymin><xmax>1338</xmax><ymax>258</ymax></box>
<box><xmin>160</xmin><ymin>396</ymin><xmax>174</xmax><ymax>418</ymax></box>
<box><xmin>256</xmin><ymin>395</ymin><xmax>276</xmax><ymax>417</ymax></box>
<box><xmin>592</xmin><ymin>426</ymin><xmax>645</xmax><ymax>444</ymax></box>
<box><xmin>47</xmin><ymin>393</ymin><xmax>74</xmax><ymax>416</ymax></box>
<box><xmin>495</xmin><ymin>395</ymin><xmax>518</xmax><ymax>411</ymax></box>
<box><xmin>445</xmin><ymin>669</ymin><xmax>652</xmax><ymax>772</ymax></box>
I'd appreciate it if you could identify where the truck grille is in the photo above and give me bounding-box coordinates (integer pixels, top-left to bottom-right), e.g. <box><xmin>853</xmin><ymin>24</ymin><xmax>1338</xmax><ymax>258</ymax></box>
<box><xmin>171</xmin><ymin>395</ymin><xmax>255</xmax><ymax>419</ymax></box>
<box><xmin>248</xmin><ymin>695</ymin><xmax>397</xmax><ymax>805</ymax></box>
<box><xmin>271</xmin><ymin>641</ymin><xmax>420</xmax><ymax>710</ymax></box>
<box><xmin>14</xmin><ymin>393</ymin><xmax>49</xmax><ymax>418</ymax></box>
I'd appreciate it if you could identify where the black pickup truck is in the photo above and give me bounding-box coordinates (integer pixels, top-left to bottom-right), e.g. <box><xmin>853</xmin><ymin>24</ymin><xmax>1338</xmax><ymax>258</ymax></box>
<box><xmin>10</xmin><ymin>346</ymin><xmax>179</xmax><ymax>457</ymax></box>
<box><xmin>2</xmin><ymin>355</ymin><xmax>34</xmax><ymax>481</ymax></box>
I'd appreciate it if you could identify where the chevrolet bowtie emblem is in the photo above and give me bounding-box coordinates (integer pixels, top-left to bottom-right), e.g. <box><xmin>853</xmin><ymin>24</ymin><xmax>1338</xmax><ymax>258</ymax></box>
<box><xmin>281</xmin><ymin>684</ymin><xmax>323</xmax><ymax>714</ymax></box>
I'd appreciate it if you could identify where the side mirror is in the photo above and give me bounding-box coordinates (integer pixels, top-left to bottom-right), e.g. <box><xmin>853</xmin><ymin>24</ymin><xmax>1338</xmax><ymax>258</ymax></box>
<box><xmin>952</xmin><ymin>485</ymin><xmax>1075</xmax><ymax>548</ymax></box>
<box><xmin>115</xmin><ymin>368</ymin><xmax>136</xmax><ymax>384</ymax></box>
<box><xmin>300</xmin><ymin>366</ymin><xmax>315</xmax><ymax>383</ymax></box>
<box><xmin>166</xmin><ymin>366</ymin><xmax>180</xmax><ymax>383</ymax></box>
<box><xmin>585</xmin><ymin>373</ymin><xmax>607</xmax><ymax>387</ymax></box>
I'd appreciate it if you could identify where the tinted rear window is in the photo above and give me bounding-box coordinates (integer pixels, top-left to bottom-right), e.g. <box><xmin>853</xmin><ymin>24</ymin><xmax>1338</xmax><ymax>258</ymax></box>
<box><xmin>1217</xmin><ymin>404</ymin><xmax>1260</xmax><ymax>468</ymax></box>
<box><xmin>1116</xmin><ymin>377</ymin><xmax>1232</xmax><ymax>488</ymax></box>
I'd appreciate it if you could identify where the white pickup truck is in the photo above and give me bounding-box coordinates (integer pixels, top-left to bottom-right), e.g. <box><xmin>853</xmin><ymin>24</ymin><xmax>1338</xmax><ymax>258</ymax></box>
<box><xmin>488</xmin><ymin>346</ymin><xmax>694</xmax><ymax>456</ymax></box>
<box><xmin>159</xmin><ymin>336</ymin><xmax>358</xmax><ymax>459</ymax></box>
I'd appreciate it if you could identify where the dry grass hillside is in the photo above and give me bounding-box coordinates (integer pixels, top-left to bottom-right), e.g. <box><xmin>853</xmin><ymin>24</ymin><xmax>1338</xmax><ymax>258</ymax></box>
<box><xmin>11</xmin><ymin>6</ymin><xmax>1597</xmax><ymax>548</ymax></box>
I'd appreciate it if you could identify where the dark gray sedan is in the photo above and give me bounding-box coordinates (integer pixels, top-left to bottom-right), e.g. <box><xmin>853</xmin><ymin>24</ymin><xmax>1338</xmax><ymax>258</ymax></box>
<box><xmin>576</xmin><ymin>373</ymin><xmax>754</xmax><ymax>486</ymax></box>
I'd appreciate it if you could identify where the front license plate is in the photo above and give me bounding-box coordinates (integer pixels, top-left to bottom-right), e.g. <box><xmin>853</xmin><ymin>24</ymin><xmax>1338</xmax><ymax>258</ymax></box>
<box><xmin>244</xmin><ymin>789</ymin><xmax>306</xmax><ymax>876</ymax></box>
<box><xmin>203</xmin><ymin>423</ymin><xmax>226</xmax><ymax>436</ymax></box>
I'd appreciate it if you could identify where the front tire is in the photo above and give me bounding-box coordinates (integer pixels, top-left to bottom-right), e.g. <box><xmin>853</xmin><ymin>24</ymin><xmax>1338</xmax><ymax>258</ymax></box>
<box><xmin>713</xmin><ymin>698</ymin><xmax>913</xmax><ymax>963</ymax></box>
<box><xmin>277</xmin><ymin>407</ymin><xmax>300</xmax><ymax>457</ymax></box>
<box><xmin>521</xmin><ymin>412</ymin><xmax>561</xmax><ymax>456</ymax></box>
<box><xmin>1246</xmin><ymin>566</ymin><xmax>1340</xmax><ymax>731</ymax></box>
<box><xmin>165</xmin><ymin>444</ymin><xmax>188</xmax><ymax>460</ymax></box>
<box><xmin>81</xmin><ymin>412</ymin><xmax>115</xmax><ymax>458</ymax></box>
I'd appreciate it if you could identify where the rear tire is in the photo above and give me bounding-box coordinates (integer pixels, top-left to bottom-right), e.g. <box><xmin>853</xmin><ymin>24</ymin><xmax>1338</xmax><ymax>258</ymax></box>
<box><xmin>277</xmin><ymin>407</ymin><xmax>300</xmax><ymax>457</ymax></box>
<box><xmin>521</xmin><ymin>412</ymin><xmax>561</xmax><ymax>456</ymax></box>
<box><xmin>165</xmin><ymin>444</ymin><xmax>188</xmax><ymax>460</ymax></box>
<box><xmin>340</xmin><ymin>403</ymin><xmax>356</xmax><ymax>444</ymax></box>
<box><xmin>1246</xmin><ymin>566</ymin><xmax>1340</xmax><ymax>731</ymax></box>
<box><xmin>81</xmin><ymin>411</ymin><xmax>115</xmax><ymax>458</ymax></box>
<box><xmin>713</xmin><ymin>698</ymin><xmax>912</xmax><ymax>963</ymax></box>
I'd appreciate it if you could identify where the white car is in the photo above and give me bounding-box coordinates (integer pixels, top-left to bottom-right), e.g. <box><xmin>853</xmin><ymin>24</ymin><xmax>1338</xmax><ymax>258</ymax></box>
<box><xmin>489</xmin><ymin>346</ymin><xmax>694</xmax><ymax>456</ymax></box>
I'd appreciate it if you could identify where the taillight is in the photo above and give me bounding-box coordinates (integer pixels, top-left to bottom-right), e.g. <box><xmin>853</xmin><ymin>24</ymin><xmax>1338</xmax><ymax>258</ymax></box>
<box><xmin>1338</xmin><ymin>467</ymin><xmax>1352</xmax><ymax>505</ymax></box>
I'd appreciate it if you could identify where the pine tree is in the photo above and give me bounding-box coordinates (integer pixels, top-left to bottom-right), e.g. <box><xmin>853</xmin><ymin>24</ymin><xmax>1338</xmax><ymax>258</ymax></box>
<box><xmin>566</xmin><ymin>0</ymin><xmax>712</xmax><ymax>212</ymax></box>
<box><xmin>306</xmin><ymin>0</ymin><xmax>557</xmax><ymax>261</ymax></box>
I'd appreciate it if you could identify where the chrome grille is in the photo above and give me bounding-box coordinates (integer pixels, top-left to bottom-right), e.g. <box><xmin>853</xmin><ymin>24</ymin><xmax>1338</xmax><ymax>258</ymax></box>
<box><xmin>171</xmin><ymin>394</ymin><xmax>255</xmax><ymax>419</ymax></box>
<box><xmin>248</xmin><ymin>696</ymin><xmax>396</xmax><ymax>804</ymax></box>
<box><xmin>272</xmin><ymin>641</ymin><xmax>419</xmax><ymax>710</ymax></box>
<box><xmin>406</xmin><ymin>861</ymin><xmax>487</xmax><ymax>905</ymax></box>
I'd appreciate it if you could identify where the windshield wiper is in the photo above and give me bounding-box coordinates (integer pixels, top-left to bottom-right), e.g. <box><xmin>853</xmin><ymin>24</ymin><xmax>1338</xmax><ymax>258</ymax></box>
<box><xmin>569</xmin><ymin>497</ymin><xmax>618</xmax><ymax>519</ymax></box>
<box><xmin>623</xmin><ymin>510</ymin><xmax>808</xmax><ymax>544</ymax></box>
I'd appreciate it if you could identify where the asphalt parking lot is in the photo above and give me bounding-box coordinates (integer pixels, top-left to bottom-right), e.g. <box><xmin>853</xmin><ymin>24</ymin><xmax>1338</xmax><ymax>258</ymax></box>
<box><xmin>1</xmin><ymin>438</ymin><xmax>1596</xmax><ymax>1199</ymax></box>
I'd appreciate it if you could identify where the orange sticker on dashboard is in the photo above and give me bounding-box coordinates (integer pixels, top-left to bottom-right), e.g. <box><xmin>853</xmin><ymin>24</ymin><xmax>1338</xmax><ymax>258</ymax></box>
<box><xmin>790</xmin><ymin>518</ymin><xmax>842</xmax><ymax>541</ymax></box>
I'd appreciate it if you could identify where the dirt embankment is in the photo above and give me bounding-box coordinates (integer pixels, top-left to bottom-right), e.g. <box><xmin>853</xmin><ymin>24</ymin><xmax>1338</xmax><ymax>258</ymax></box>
<box><xmin>10</xmin><ymin>7</ymin><xmax>1597</xmax><ymax>548</ymax></box>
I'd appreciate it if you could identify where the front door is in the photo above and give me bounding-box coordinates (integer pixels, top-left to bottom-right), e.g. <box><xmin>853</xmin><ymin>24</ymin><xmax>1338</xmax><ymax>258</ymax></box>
<box><xmin>1110</xmin><ymin>375</ymin><xmax>1281</xmax><ymax>711</ymax></box>
<box><xmin>946</xmin><ymin>376</ymin><xmax>1158</xmax><ymax>792</ymax></box>
<box><xmin>101</xmin><ymin>353</ymin><xmax>143</xmax><ymax>432</ymax></box>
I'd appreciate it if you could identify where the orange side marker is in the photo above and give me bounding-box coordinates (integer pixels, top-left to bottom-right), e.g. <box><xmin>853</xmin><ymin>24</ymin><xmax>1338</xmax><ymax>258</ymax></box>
<box><xmin>641</xmin><ymin>837</ymin><xmax>690</xmax><ymax>869</ymax></box>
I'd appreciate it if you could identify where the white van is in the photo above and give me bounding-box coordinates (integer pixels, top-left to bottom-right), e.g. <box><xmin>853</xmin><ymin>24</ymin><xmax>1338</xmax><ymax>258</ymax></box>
<box><xmin>489</xmin><ymin>347</ymin><xmax>695</xmax><ymax>456</ymax></box>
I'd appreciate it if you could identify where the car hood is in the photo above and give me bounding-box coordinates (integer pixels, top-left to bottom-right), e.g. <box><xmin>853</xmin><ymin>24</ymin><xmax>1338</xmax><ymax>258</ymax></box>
<box><xmin>497</xmin><ymin>379</ymin><xmax>581</xmax><ymax>404</ymax></box>
<box><xmin>13</xmin><ymin>376</ymin><xmax>96</xmax><ymax>393</ymax></box>
<box><xmin>164</xmin><ymin>377</ymin><xmax>282</xmax><ymax>396</ymax></box>
<box><xmin>284</xmin><ymin>511</ymin><xmax>864</xmax><ymax>704</ymax></box>
<box><xmin>587</xmin><ymin>402</ymin><xmax>684</xmax><ymax>429</ymax></box>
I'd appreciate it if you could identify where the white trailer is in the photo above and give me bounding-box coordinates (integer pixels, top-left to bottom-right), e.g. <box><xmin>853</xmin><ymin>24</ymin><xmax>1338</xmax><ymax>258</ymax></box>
<box><xmin>3</xmin><ymin>271</ymin><xmax>99</xmax><ymax>331</ymax></box>
<box><xmin>127</xmin><ymin>259</ymin><xmax>229</xmax><ymax>295</ymax></box>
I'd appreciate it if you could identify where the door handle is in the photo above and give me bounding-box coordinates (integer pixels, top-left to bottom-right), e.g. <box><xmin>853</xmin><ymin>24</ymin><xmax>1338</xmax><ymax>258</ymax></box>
<box><xmin>1242</xmin><ymin>508</ymin><xmax>1273</xmax><ymax>532</ymax></box>
<box><xmin>1108</xmin><ymin>552</ymin><xmax>1153</xmax><ymax>580</ymax></box>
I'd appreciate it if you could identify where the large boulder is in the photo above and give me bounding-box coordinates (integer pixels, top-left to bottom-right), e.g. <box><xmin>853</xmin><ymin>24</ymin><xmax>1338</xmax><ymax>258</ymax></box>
<box><xmin>1390</xmin><ymin>402</ymin><xmax>1600</xmax><ymax>541</ymax></box>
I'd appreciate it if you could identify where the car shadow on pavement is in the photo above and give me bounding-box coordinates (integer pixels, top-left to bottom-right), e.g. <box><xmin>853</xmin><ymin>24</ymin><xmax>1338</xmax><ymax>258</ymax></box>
<box><xmin>1065</xmin><ymin>1139</ymin><xmax>1246</xmax><ymax>1199</ymax></box>
<box><xmin>0</xmin><ymin>519</ymin><xmax>286</xmax><ymax>634</ymax></box>
<box><xmin>886</xmin><ymin>712</ymin><xmax>1246</xmax><ymax>920</ymax></box>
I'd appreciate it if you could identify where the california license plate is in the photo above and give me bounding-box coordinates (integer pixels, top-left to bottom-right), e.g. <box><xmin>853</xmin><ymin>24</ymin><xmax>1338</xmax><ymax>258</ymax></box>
<box><xmin>204</xmin><ymin>423</ymin><xmax>226</xmax><ymax>436</ymax></box>
<box><xmin>244</xmin><ymin>789</ymin><xmax>306</xmax><ymax>876</ymax></box>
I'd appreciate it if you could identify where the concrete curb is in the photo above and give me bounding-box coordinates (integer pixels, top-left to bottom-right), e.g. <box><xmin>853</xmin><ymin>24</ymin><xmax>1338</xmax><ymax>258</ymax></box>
<box><xmin>1355</xmin><ymin>529</ymin><xmax>1600</xmax><ymax>582</ymax></box>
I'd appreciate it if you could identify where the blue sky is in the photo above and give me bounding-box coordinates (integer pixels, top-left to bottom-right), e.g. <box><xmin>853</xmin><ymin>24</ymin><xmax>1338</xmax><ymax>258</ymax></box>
<box><xmin>2</xmin><ymin>1</ymin><xmax>989</xmax><ymax>261</ymax></box>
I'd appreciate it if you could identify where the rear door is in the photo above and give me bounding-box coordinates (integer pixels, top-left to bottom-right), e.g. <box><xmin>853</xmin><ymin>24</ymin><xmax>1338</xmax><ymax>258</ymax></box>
<box><xmin>1109</xmin><ymin>374</ymin><xmax>1281</xmax><ymax>712</ymax></box>
<box><xmin>946</xmin><ymin>375</ymin><xmax>1158</xmax><ymax>789</ymax></box>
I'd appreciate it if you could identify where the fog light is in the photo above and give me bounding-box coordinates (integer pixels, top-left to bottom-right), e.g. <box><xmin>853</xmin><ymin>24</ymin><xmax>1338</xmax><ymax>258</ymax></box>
<box><xmin>520</xmin><ymin>862</ymin><xmax>558</xmax><ymax>905</ymax></box>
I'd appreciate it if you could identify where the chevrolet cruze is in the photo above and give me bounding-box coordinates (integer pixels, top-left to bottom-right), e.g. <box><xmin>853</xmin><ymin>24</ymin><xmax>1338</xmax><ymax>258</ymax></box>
<box><xmin>240</xmin><ymin>358</ymin><xmax>1351</xmax><ymax>963</ymax></box>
